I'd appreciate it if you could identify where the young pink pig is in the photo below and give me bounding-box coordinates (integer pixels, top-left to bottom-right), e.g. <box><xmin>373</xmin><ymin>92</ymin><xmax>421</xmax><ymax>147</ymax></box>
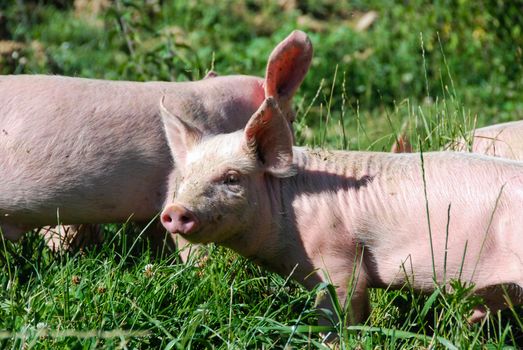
<box><xmin>161</xmin><ymin>97</ymin><xmax>523</xmax><ymax>326</ymax></box>
<box><xmin>0</xmin><ymin>31</ymin><xmax>313</xmax><ymax>252</ymax></box>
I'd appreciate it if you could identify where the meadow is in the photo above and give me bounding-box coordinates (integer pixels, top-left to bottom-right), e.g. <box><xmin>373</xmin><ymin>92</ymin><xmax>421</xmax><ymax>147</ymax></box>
<box><xmin>1</xmin><ymin>0</ymin><xmax>522</xmax><ymax>348</ymax></box>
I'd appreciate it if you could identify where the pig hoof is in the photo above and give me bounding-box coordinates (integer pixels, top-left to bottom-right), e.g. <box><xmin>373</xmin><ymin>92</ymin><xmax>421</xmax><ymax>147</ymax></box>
<box><xmin>468</xmin><ymin>306</ymin><xmax>488</xmax><ymax>323</ymax></box>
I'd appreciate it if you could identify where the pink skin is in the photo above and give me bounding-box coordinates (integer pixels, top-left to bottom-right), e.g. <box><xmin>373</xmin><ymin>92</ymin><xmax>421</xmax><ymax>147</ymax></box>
<box><xmin>0</xmin><ymin>30</ymin><xmax>313</xmax><ymax>253</ymax></box>
<box><xmin>447</xmin><ymin>120</ymin><xmax>523</xmax><ymax>160</ymax></box>
<box><xmin>161</xmin><ymin>204</ymin><xmax>199</xmax><ymax>235</ymax></box>
<box><xmin>393</xmin><ymin>120</ymin><xmax>523</xmax><ymax>161</ymax></box>
<box><xmin>161</xmin><ymin>97</ymin><xmax>523</xmax><ymax>326</ymax></box>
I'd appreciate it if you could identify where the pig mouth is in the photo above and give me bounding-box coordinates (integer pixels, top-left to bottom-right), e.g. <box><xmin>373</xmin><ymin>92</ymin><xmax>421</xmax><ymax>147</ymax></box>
<box><xmin>173</xmin><ymin>211</ymin><xmax>235</xmax><ymax>244</ymax></box>
<box><xmin>178</xmin><ymin>226</ymin><xmax>238</xmax><ymax>246</ymax></box>
<box><xmin>177</xmin><ymin>228</ymin><xmax>213</xmax><ymax>244</ymax></box>
<box><xmin>177</xmin><ymin>229</ymin><xmax>202</xmax><ymax>241</ymax></box>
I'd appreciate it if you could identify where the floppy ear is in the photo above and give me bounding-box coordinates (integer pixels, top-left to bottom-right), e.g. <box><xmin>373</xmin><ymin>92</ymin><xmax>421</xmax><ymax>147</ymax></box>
<box><xmin>243</xmin><ymin>97</ymin><xmax>295</xmax><ymax>177</ymax></box>
<box><xmin>264</xmin><ymin>30</ymin><xmax>313</xmax><ymax>105</ymax></box>
<box><xmin>159</xmin><ymin>97</ymin><xmax>202</xmax><ymax>168</ymax></box>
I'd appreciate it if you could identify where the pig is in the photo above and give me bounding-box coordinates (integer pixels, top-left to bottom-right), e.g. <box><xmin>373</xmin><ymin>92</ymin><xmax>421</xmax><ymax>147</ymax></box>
<box><xmin>0</xmin><ymin>30</ymin><xmax>313</xmax><ymax>256</ymax></box>
<box><xmin>392</xmin><ymin>120</ymin><xmax>523</xmax><ymax>161</ymax></box>
<box><xmin>447</xmin><ymin>120</ymin><xmax>523</xmax><ymax>160</ymax></box>
<box><xmin>160</xmin><ymin>97</ymin><xmax>523</xmax><ymax>326</ymax></box>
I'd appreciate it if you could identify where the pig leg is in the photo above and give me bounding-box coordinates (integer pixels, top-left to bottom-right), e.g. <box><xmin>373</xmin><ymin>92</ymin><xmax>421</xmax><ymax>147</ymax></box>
<box><xmin>333</xmin><ymin>247</ymin><xmax>371</xmax><ymax>325</ymax></box>
<box><xmin>0</xmin><ymin>223</ymin><xmax>29</xmax><ymax>241</ymax></box>
<box><xmin>42</xmin><ymin>224</ymin><xmax>104</xmax><ymax>251</ymax></box>
<box><xmin>41</xmin><ymin>221</ymin><xmax>199</xmax><ymax>262</ymax></box>
<box><xmin>338</xmin><ymin>276</ymin><xmax>371</xmax><ymax>325</ymax></box>
<box><xmin>136</xmin><ymin>221</ymin><xmax>202</xmax><ymax>262</ymax></box>
<box><xmin>41</xmin><ymin>225</ymin><xmax>74</xmax><ymax>251</ymax></box>
<box><xmin>469</xmin><ymin>283</ymin><xmax>523</xmax><ymax>323</ymax></box>
<box><xmin>467</xmin><ymin>197</ymin><xmax>523</xmax><ymax>322</ymax></box>
<box><xmin>175</xmin><ymin>235</ymin><xmax>202</xmax><ymax>263</ymax></box>
<box><xmin>314</xmin><ymin>275</ymin><xmax>370</xmax><ymax>345</ymax></box>
<box><xmin>314</xmin><ymin>268</ymin><xmax>370</xmax><ymax>327</ymax></box>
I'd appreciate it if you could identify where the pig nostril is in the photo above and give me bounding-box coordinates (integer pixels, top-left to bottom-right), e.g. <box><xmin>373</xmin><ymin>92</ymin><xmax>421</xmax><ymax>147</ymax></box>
<box><xmin>162</xmin><ymin>214</ymin><xmax>172</xmax><ymax>223</ymax></box>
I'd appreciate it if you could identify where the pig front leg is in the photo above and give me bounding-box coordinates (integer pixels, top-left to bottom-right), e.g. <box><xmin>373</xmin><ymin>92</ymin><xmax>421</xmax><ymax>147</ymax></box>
<box><xmin>312</xmin><ymin>256</ymin><xmax>371</xmax><ymax>328</ymax></box>
<box><xmin>469</xmin><ymin>283</ymin><xmax>523</xmax><ymax>323</ymax></box>
<box><xmin>140</xmin><ymin>222</ymin><xmax>203</xmax><ymax>263</ymax></box>
<box><xmin>125</xmin><ymin>221</ymin><xmax>202</xmax><ymax>262</ymax></box>
<box><xmin>175</xmin><ymin>235</ymin><xmax>204</xmax><ymax>263</ymax></box>
<box><xmin>41</xmin><ymin>222</ymin><xmax>199</xmax><ymax>263</ymax></box>
<box><xmin>315</xmin><ymin>282</ymin><xmax>370</xmax><ymax>327</ymax></box>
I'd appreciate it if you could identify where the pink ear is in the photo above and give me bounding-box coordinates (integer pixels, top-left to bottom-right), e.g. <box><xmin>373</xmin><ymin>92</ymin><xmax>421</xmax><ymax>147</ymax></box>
<box><xmin>390</xmin><ymin>122</ymin><xmax>412</xmax><ymax>153</ymax></box>
<box><xmin>391</xmin><ymin>134</ymin><xmax>413</xmax><ymax>153</ymax></box>
<box><xmin>203</xmin><ymin>70</ymin><xmax>218</xmax><ymax>79</ymax></box>
<box><xmin>244</xmin><ymin>98</ymin><xmax>295</xmax><ymax>177</ymax></box>
<box><xmin>159</xmin><ymin>97</ymin><xmax>202</xmax><ymax>168</ymax></box>
<box><xmin>264</xmin><ymin>30</ymin><xmax>313</xmax><ymax>103</ymax></box>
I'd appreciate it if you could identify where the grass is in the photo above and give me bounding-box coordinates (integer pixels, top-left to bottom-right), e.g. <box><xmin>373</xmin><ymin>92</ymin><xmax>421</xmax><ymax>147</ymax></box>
<box><xmin>1</xmin><ymin>0</ymin><xmax>523</xmax><ymax>348</ymax></box>
<box><xmin>2</xmin><ymin>230</ymin><xmax>522</xmax><ymax>348</ymax></box>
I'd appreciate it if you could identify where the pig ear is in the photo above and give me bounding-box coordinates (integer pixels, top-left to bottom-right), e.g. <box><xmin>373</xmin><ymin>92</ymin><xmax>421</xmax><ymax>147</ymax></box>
<box><xmin>159</xmin><ymin>97</ymin><xmax>202</xmax><ymax>168</ymax></box>
<box><xmin>390</xmin><ymin>122</ymin><xmax>412</xmax><ymax>153</ymax></box>
<box><xmin>264</xmin><ymin>30</ymin><xmax>313</xmax><ymax>104</ymax></box>
<box><xmin>243</xmin><ymin>97</ymin><xmax>296</xmax><ymax>177</ymax></box>
<box><xmin>391</xmin><ymin>134</ymin><xmax>413</xmax><ymax>153</ymax></box>
<box><xmin>203</xmin><ymin>70</ymin><xmax>218</xmax><ymax>79</ymax></box>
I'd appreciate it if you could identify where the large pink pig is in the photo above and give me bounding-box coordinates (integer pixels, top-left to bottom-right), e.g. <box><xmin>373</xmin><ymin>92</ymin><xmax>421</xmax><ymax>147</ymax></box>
<box><xmin>161</xmin><ymin>97</ymin><xmax>523</xmax><ymax>326</ymax></box>
<box><xmin>393</xmin><ymin>120</ymin><xmax>523</xmax><ymax>161</ymax></box>
<box><xmin>0</xmin><ymin>31</ymin><xmax>313</xmax><ymax>249</ymax></box>
<box><xmin>447</xmin><ymin>120</ymin><xmax>523</xmax><ymax>160</ymax></box>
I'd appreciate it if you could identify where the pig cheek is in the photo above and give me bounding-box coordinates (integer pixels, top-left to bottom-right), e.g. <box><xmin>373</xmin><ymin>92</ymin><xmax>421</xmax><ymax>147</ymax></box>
<box><xmin>208</xmin><ymin>187</ymin><xmax>248</xmax><ymax>235</ymax></box>
<box><xmin>190</xmin><ymin>186</ymin><xmax>238</xmax><ymax>226</ymax></box>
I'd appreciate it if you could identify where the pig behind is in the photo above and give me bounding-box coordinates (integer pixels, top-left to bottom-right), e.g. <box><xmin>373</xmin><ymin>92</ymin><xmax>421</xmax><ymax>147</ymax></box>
<box><xmin>0</xmin><ymin>30</ymin><xmax>313</xmax><ymax>249</ymax></box>
<box><xmin>160</xmin><ymin>97</ymin><xmax>523</xmax><ymax>326</ymax></box>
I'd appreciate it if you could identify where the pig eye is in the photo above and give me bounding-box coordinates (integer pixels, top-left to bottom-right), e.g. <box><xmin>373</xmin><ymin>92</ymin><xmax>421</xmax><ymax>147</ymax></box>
<box><xmin>223</xmin><ymin>171</ymin><xmax>240</xmax><ymax>185</ymax></box>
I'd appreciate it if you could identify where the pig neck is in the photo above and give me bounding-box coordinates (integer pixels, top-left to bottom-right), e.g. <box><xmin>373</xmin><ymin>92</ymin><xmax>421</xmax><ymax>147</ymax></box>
<box><xmin>225</xmin><ymin>147</ymin><xmax>394</xmax><ymax>290</ymax></box>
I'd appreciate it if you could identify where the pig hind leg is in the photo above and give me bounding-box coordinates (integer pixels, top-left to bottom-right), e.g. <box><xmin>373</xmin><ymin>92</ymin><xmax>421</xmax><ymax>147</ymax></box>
<box><xmin>0</xmin><ymin>223</ymin><xmax>29</xmax><ymax>241</ymax></box>
<box><xmin>469</xmin><ymin>283</ymin><xmax>523</xmax><ymax>323</ymax></box>
<box><xmin>41</xmin><ymin>222</ymin><xmax>201</xmax><ymax>263</ymax></box>
<box><xmin>41</xmin><ymin>224</ymin><xmax>104</xmax><ymax>251</ymax></box>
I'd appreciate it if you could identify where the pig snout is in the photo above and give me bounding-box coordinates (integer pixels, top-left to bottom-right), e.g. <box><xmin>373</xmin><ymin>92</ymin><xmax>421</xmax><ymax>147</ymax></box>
<box><xmin>161</xmin><ymin>204</ymin><xmax>199</xmax><ymax>235</ymax></box>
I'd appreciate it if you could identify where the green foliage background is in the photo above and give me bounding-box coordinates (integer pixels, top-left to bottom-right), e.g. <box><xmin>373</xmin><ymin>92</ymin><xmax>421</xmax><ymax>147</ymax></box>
<box><xmin>2</xmin><ymin>0</ymin><xmax>522</xmax><ymax>128</ymax></box>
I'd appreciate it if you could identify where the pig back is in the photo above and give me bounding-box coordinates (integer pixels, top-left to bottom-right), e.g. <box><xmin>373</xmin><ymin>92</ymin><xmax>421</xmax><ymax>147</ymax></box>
<box><xmin>448</xmin><ymin>121</ymin><xmax>523</xmax><ymax>161</ymax></box>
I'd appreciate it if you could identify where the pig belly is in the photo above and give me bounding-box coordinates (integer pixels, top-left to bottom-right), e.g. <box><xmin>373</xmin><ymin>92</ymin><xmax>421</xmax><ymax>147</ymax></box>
<box><xmin>366</xmin><ymin>191</ymin><xmax>523</xmax><ymax>293</ymax></box>
<box><xmin>0</xmin><ymin>158</ymin><xmax>169</xmax><ymax>226</ymax></box>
